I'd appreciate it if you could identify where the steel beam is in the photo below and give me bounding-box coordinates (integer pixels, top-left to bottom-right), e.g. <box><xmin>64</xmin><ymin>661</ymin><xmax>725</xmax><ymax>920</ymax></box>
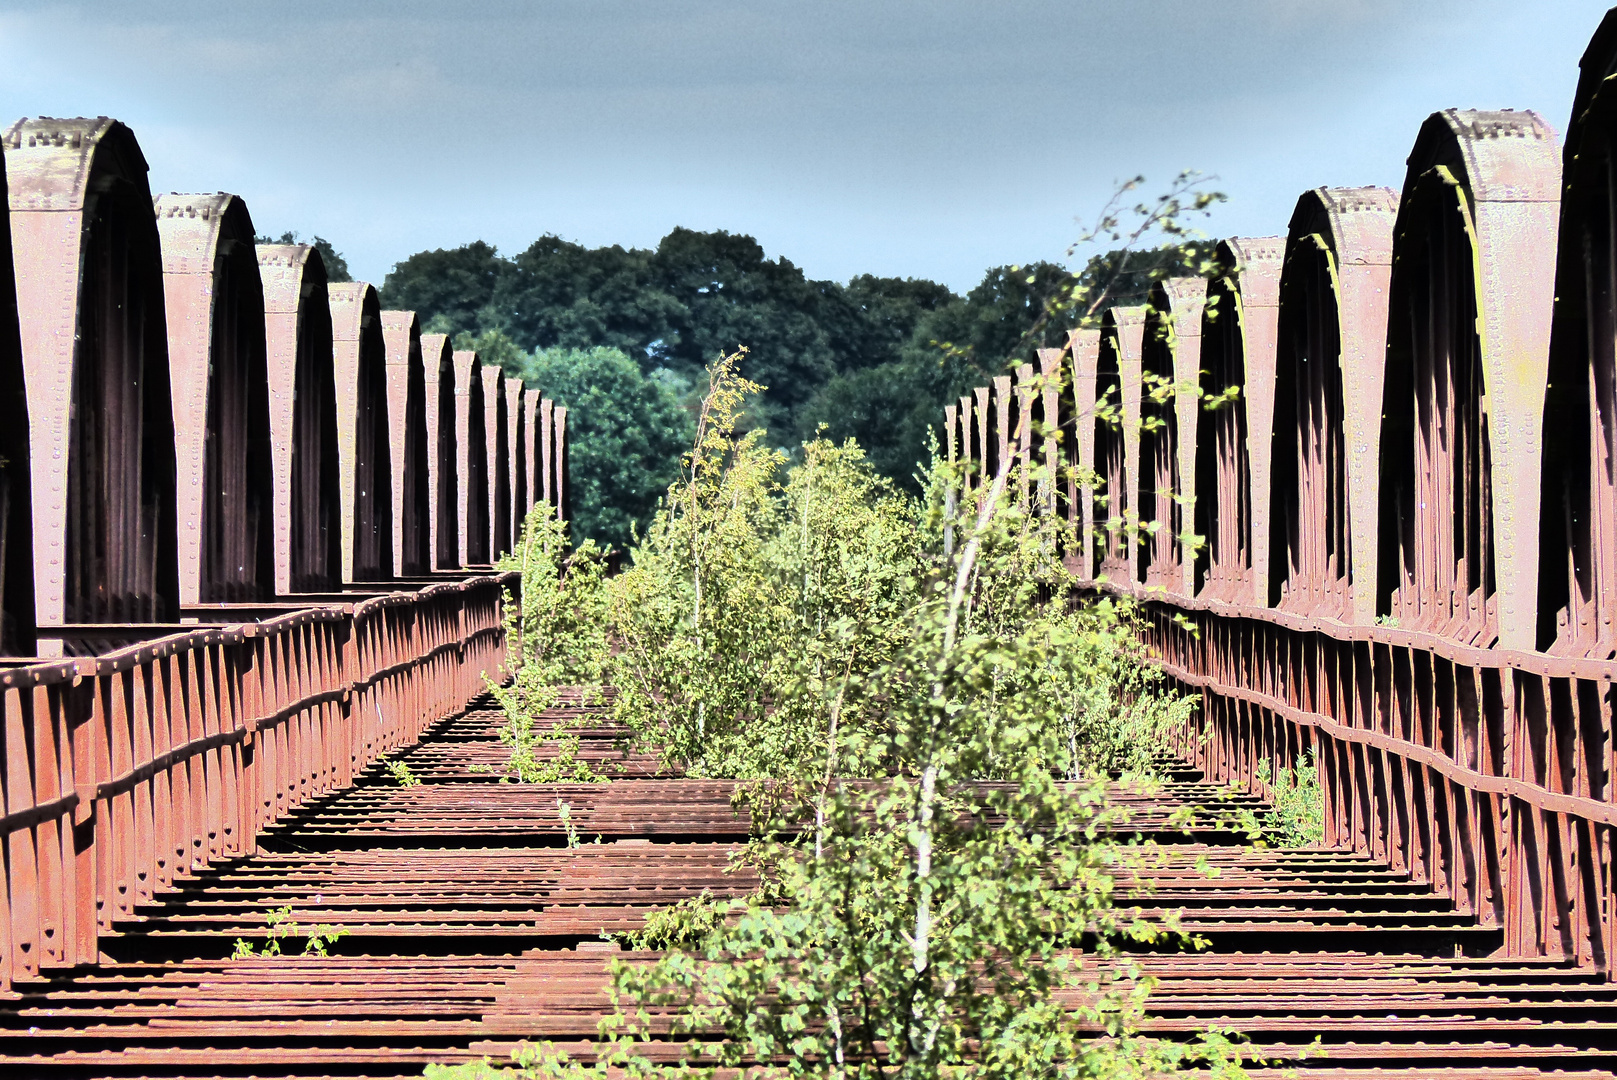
<box><xmin>329</xmin><ymin>283</ymin><xmax>393</xmax><ymax>583</ymax></box>
<box><xmin>257</xmin><ymin>244</ymin><xmax>340</xmax><ymax>594</ymax></box>
<box><xmin>156</xmin><ymin>194</ymin><xmax>275</xmax><ymax>606</ymax></box>
<box><xmin>5</xmin><ymin>118</ymin><xmax>180</xmax><ymax>646</ymax></box>
<box><xmin>380</xmin><ymin>311</ymin><xmax>430</xmax><ymax>577</ymax></box>
<box><xmin>421</xmin><ymin>333</ymin><xmax>456</xmax><ymax>571</ymax></box>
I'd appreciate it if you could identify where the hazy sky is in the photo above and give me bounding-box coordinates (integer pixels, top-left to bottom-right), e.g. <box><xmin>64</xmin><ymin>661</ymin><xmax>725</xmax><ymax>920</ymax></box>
<box><xmin>1</xmin><ymin>1</ymin><xmax>1609</xmax><ymax>291</ymax></box>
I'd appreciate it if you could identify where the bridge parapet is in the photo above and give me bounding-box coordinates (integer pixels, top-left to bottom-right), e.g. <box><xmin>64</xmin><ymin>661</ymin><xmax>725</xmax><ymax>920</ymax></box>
<box><xmin>0</xmin><ymin>570</ymin><xmax>513</xmax><ymax>989</ymax></box>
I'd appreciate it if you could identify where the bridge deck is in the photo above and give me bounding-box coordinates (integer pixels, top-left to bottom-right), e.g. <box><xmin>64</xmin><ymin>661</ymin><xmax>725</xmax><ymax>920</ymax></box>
<box><xmin>1</xmin><ymin>695</ymin><xmax>1613</xmax><ymax>1079</ymax></box>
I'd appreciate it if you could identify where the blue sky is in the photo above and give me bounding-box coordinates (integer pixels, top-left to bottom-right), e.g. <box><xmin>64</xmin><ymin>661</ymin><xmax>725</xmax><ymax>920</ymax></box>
<box><xmin>1</xmin><ymin>1</ymin><xmax>1608</xmax><ymax>291</ymax></box>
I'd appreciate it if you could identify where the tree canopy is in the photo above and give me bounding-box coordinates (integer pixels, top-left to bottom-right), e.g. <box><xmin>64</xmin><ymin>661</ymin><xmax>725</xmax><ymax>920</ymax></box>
<box><xmin>519</xmin><ymin>344</ymin><xmax>691</xmax><ymax>551</ymax></box>
<box><xmin>379</xmin><ymin>225</ymin><xmax>1219</xmax><ymax>528</ymax></box>
<box><xmin>380</xmin><ymin>229</ymin><xmax>966</xmax><ymax>444</ymax></box>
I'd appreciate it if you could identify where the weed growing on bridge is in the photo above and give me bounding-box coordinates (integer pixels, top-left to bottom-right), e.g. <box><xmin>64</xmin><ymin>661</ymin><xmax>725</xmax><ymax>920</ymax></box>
<box><xmin>380</xmin><ymin>757</ymin><xmax>421</xmax><ymax>787</ymax></box>
<box><xmin>606</xmin><ymin>350</ymin><xmax>928</xmax><ymax>781</ymax></box>
<box><xmin>1256</xmin><ymin>753</ymin><xmax>1325</xmax><ymax>848</ymax></box>
<box><xmin>231</xmin><ymin>905</ymin><xmax>349</xmax><ymax>960</ymax></box>
<box><xmin>492</xmin><ymin>500</ymin><xmax>612</xmax><ymax>783</ymax></box>
<box><xmin>582</xmin><ymin>458</ymin><xmax>1244</xmax><ymax>1079</ymax></box>
<box><xmin>437</xmin><ymin>360</ymin><xmax>1245</xmax><ymax>1080</ymax></box>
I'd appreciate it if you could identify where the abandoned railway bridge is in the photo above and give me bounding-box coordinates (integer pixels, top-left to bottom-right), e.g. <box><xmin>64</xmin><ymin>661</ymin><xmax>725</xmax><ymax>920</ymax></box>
<box><xmin>8</xmin><ymin>7</ymin><xmax>1617</xmax><ymax>1080</ymax></box>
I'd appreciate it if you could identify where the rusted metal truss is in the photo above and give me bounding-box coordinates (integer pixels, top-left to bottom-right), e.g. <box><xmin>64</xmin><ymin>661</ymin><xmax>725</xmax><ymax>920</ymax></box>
<box><xmin>0</xmin><ymin>114</ymin><xmax>570</xmax><ymax>997</ymax></box>
<box><xmin>7</xmin><ymin>118</ymin><xmax>181</xmax><ymax>644</ymax></box>
<box><xmin>943</xmin><ymin>11</ymin><xmax>1617</xmax><ymax>975</ymax></box>
<box><xmin>157</xmin><ymin>193</ymin><xmax>276</xmax><ymax>609</ymax></box>
<box><xmin>482</xmin><ymin>363</ymin><xmax>510</xmax><ymax>560</ymax></box>
<box><xmin>422</xmin><ymin>331</ymin><xmax>459</xmax><ymax>570</ymax></box>
<box><xmin>380</xmin><ymin>310</ymin><xmax>431</xmax><ymax>578</ymax></box>
<box><xmin>259</xmin><ymin>242</ymin><xmax>343</xmax><ymax>595</ymax></box>
<box><xmin>7</xmin><ymin>697</ymin><xmax>1617</xmax><ymax>1076</ymax></box>
<box><xmin>330</xmin><ymin>282</ymin><xmax>394</xmax><ymax>584</ymax></box>
<box><xmin>453</xmin><ymin>349</ymin><xmax>488</xmax><ymax>566</ymax></box>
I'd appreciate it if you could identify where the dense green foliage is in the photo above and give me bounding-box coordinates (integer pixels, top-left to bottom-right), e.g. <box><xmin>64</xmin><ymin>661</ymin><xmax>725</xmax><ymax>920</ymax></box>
<box><xmin>380</xmin><ymin>222</ymin><xmax>1217</xmax><ymax>523</ymax></box>
<box><xmin>459</xmin><ymin>337</ymin><xmax>693</xmax><ymax>550</ymax></box>
<box><xmin>489</xmin><ymin>500</ymin><xmax>611</xmax><ymax>784</ymax></box>
<box><xmin>1257</xmin><ymin>753</ymin><xmax>1326</xmax><ymax>848</ymax></box>
<box><xmin>442</xmin><ymin>354</ymin><xmax>1248</xmax><ymax>1079</ymax></box>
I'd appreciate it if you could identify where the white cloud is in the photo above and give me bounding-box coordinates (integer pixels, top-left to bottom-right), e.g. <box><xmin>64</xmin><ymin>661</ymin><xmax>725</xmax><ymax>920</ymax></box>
<box><xmin>0</xmin><ymin>0</ymin><xmax>1608</xmax><ymax>289</ymax></box>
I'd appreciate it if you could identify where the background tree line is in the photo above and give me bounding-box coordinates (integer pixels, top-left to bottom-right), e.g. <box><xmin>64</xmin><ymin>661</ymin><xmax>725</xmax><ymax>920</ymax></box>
<box><xmin>374</xmin><ymin>226</ymin><xmax>1210</xmax><ymax>549</ymax></box>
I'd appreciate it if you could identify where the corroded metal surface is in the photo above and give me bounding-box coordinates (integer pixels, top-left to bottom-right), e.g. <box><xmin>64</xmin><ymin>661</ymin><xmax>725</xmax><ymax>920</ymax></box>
<box><xmin>923</xmin><ymin>29</ymin><xmax>1606</xmax><ymax>980</ymax></box>
<box><xmin>1541</xmin><ymin>7</ymin><xmax>1617</xmax><ymax>659</ymax></box>
<box><xmin>1195</xmin><ymin>238</ymin><xmax>1284</xmax><ymax>606</ymax></box>
<box><xmin>956</xmin><ymin>394</ymin><xmax>974</xmax><ymax>497</ymax></box>
<box><xmin>1138</xmin><ymin>278</ymin><xmax>1206</xmax><ymax>596</ymax></box>
<box><xmin>454</xmin><ymin>350</ymin><xmax>488</xmax><ymax>566</ymax></box>
<box><xmin>539</xmin><ymin>397</ymin><xmax>555</xmax><ymax>510</ymax></box>
<box><xmin>972</xmin><ymin>386</ymin><xmax>989</xmax><ymax>485</ymax></box>
<box><xmin>156</xmin><ymin>193</ymin><xmax>275</xmax><ymax>606</ymax></box>
<box><xmin>1067</xmin><ymin>328</ymin><xmax>1101</xmax><ymax>580</ymax></box>
<box><xmin>992</xmin><ymin>374</ymin><xmax>1012</xmax><ymax>479</ymax></box>
<box><xmin>1035</xmin><ymin>347</ymin><xmax>1064</xmax><ymax>525</ymax></box>
<box><xmin>257</xmin><ymin>244</ymin><xmax>341</xmax><ymax>594</ymax></box>
<box><xmin>1379</xmin><ymin>110</ymin><xmax>1560</xmax><ymax>649</ymax></box>
<box><xmin>0</xmin><ymin>132</ymin><xmax>35</xmax><ymax>654</ymax></box>
<box><xmin>422</xmin><ymin>333</ymin><xmax>457</xmax><ymax>570</ymax></box>
<box><xmin>1095</xmin><ymin>306</ymin><xmax>1146</xmax><ymax>582</ymax></box>
<box><xmin>0</xmin><ymin>111</ymin><xmax>576</xmax><ymax>1021</ymax></box>
<box><xmin>554</xmin><ymin>405</ymin><xmax>569</xmax><ymax>525</ymax></box>
<box><xmin>521</xmin><ymin>390</ymin><xmax>541</xmax><ymax>519</ymax></box>
<box><xmin>933</xmin><ymin>29</ymin><xmax>1605</xmax><ymax>979</ymax></box>
<box><xmin>507</xmin><ymin>379</ymin><xmax>527</xmax><ymax>535</ymax></box>
<box><xmin>380</xmin><ymin>310</ymin><xmax>430</xmax><ymax>577</ymax></box>
<box><xmin>329</xmin><ymin>282</ymin><xmax>393</xmax><ymax>583</ymax></box>
<box><xmin>5</xmin><ymin>117</ymin><xmax>180</xmax><ymax>644</ymax></box>
<box><xmin>481</xmin><ymin>364</ymin><xmax>510</xmax><ymax>559</ymax></box>
<box><xmin>0</xmin><ymin>576</ymin><xmax>512</xmax><ymax>992</ymax></box>
<box><xmin>5</xmin><ymin>696</ymin><xmax>1616</xmax><ymax>1077</ymax></box>
<box><xmin>1270</xmin><ymin>187</ymin><xmax>1398</xmax><ymax>621</ymax></box>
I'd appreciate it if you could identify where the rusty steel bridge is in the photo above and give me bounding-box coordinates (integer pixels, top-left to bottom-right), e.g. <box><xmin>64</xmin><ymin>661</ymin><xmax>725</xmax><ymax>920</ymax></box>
<box><xmin>7</xmin><ymin>7</ymin><xmax>1617</xmax><ymax>1080</ymax></box>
